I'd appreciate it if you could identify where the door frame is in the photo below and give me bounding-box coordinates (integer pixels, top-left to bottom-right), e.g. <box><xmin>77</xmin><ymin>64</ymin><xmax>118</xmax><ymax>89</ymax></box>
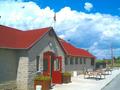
<box><xmin>43</xmin><ymin>51</ymin><xmax>62</xmax><ymax>84</ymax></box>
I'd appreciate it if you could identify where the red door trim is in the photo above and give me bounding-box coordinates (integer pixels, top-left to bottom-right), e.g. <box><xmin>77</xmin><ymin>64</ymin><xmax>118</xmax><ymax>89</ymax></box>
<box><xmin>43</xmin><ymin>51</ymin><xmax>62</xmax><ymax>84</ymax></box>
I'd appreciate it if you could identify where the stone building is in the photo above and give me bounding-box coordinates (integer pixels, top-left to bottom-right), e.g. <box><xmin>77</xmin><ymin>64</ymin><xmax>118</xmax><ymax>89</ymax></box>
<box><xmin>0</xmin><ymin>25</ymin><xmax>95</xmax><ymax>90</ymax></box>
<box><xmin>0</xmin><ymin>25</ymin><xmax>65</xmax><ymax>90</ymax></box>
<box><xmin>59</xmin><ymin>39</ymin><xmax>95</xmax><ymax>76</ymax></box>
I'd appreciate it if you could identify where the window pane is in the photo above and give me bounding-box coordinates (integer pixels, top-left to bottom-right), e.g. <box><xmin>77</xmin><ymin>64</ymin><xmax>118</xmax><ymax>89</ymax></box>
<box><xmin>91</xmin><ymin>58</ymin><xmax>94</xmax><ymax>65</ymax></box>
<box><xmin>84</xmin><ymin>58</ymin><xmax>86</xmax><ymax>64</ymax></box>
<box><xmin>65</xmin><ymin>57</ymin><xmax>68</xmax><ymax>65</ymax></box>
<box><xmin>54</xmin><ymin>59</ymin><xmax>59</xmax><ymax>71</ymax></box>
<box><xmin>80</xmin><ymin>58</ymin><xmax>82</xmax><ymax>64</ymax></box>
<box><xmin>75</xmin><ymin>57</ymin><xmax>78</xmax><ymax>64</ymax></box>
<box><xmin>43</xmin><ymin>59</ymin><xmax>48</xmax><ymax>71</ymax></box>
<box><xmin>36</xmin><ymin>56</ymin><xmax>39</xmax><ymax>71</ymax></box>
<box><xmin>70</xmin><ymin>57</ymin><xmax>73</xmax><ymax>65</ymax></box>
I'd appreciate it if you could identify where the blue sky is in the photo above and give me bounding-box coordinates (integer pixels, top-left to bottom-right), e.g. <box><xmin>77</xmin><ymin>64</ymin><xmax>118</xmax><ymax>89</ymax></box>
<box><xmin>24</xmin><ymin>0</ymin><xmax>120</xmax><ymax>16</ymax></box>
<box><xmin>0</xmin><ymin>0</ymin><xmax>120</xmax><ymax>59</ymax></box>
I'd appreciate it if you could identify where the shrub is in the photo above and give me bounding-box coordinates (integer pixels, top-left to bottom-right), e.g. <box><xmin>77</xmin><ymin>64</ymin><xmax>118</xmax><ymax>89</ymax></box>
<box><xmin>34</xmin><ymin>75</ymin><xmax>51</xmax><ymax>81</ymax></box>
<box><xmin>62</xmin><ymin>72</ymin><xmax>71</xmax><ymax>77</ymax></box>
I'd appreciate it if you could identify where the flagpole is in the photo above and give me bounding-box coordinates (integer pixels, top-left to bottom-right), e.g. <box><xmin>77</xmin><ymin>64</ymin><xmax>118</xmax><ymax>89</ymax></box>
<box><xmin>50</xmin><ymin>13</ymin><xmax>56</xmax><ymax>89</ymax></box>
<box><xmin>53</xmin><ymin>13</ymin><xmax>56</xmax><ymax>30</ymax></box>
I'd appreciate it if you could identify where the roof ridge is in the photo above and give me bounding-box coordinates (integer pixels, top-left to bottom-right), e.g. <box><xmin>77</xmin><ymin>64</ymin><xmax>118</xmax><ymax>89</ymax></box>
<box><xmin>59</xmin><ymin>38</ymin><xmax>95</xmax><ymax>58</ymax></box>
<box><xmin>0</xmin><ymin>25</ymin><xmax>22</xmax><ymax>31</ymax></box>
<box><xmin>0</xmin><ymin>25</ymin><xmax>51</xmax><ymax>49</ymax></box>
<box><xmin>24</xmin><ymin>27</ymin><xmax>52</xmax><ymax>32</ymax></box>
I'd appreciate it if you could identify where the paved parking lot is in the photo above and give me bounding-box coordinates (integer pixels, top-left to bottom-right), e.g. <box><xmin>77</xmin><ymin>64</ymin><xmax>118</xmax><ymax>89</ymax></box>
<box><xmin>52</xmin><ymin>68</ymin><xmax>120</xmax><ymax>90</ymax></box>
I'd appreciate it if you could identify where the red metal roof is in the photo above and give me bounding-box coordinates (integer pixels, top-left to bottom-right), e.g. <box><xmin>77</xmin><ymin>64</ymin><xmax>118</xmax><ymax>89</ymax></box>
<box><xmin>0</xmin><ymin>25</ymin><xmax>50</xmax><ymax>49</ymax></box>
<box><xmin>59</xmin><ymin>38</ymin><xmax>95</xmax><ymax>58</ymax></box>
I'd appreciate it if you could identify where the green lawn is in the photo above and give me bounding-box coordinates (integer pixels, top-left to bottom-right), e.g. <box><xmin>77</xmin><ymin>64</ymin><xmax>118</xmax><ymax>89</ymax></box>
<box><xmin>96</xmin><ymin>59</ymin><xmax>120</xmax><ymax>67</ymax></box>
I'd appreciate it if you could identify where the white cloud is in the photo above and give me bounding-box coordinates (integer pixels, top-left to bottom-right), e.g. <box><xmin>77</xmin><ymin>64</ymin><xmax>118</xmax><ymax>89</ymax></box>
<box><xmin>0</xmin><ymin>1</ymin><xmax>54</xmax><ymax>30</ymax></box>
<box><xmin>0</xmin><ymin>0</ymin><xmax>23</xmax><ymax>2</ymax></box>
<box><xmin>59</xmin><ymin>35</ymin><xmax>66</xmax><ymax>39</ymax></box>
<box><xmin>84</xmin><ymin>2</ymin><xmax>93</xmax><ymax>11</ymax></box>
<box><xmin>0</xmin><ymin>1</ymin><xmax>120</xmax><ymax>59</ymax></box>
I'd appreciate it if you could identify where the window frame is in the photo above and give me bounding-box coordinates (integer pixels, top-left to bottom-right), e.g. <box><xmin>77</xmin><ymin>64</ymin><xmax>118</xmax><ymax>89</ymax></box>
<box><xmin>36</xmin><ymin>56</ymin><xmax>40</xmax><ymax>71</ymax></box>
<box><xmin>91</xmin><ymin>58</ymin><xmax>94</xmax><ymax>66</ymax></box>
<box><xmin>54</xmin><ymin>58</ymin><xmax>60</xmax><ymax>71</ymax></box>
<box><xmin>70</xmin><ymin>57</ymin><xmax>74</xmax><ymax>65</ymax></box>
<box><xmin>75</xmin><ymin>57</ymin><xmax>78</xmax><ymax>64</ymax></box>
<box><xmin>83</xmin><ymin>58</ymin><xmax>86</xmax><ymax>64</ymax></box>
<box><xmin>65</xmin><ymin>56</ymin><xmax>68</xmax><ymax>65</ymax></box>
<box><xmin>80</xmin><ymin>58</ymin><xmax>82</xmax><ymax>64</ymax></box>
<box><xmin>43</xmin><ymin>58</ymin><xmax>48</xmax><ymax>71</ymax></box>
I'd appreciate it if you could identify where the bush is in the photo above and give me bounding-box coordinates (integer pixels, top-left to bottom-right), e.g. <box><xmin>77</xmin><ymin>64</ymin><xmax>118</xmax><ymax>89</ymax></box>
<box><xmin>115</xmin><ymin>60</ymin><xmax>120</xmax><ymax>64</ymax></box>
<box><xmin>34</xmin><ymin>75</ymin><xmax>51</xmax><ymax>81</ymax></box>
<box><xmin>62</xmin><ymin>72</ymin><xmax>71</xmax><ymax>83</ymax></box>
<box><xmin>62</xmin><ymin>72</ymin><xmax>71</xmax><ymax>77</ymax></box>
<box><xmin>96</xmin><ymin>60</ymin><xmax>106</xmax><ymax>63</ymax></box>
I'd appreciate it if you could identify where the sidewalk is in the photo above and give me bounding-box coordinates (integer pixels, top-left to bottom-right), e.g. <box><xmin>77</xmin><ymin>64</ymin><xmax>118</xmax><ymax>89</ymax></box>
<box><xmin>51</xmin><ymin>68</ymin><xmax>120</xmax><ymax>90</ymax></box>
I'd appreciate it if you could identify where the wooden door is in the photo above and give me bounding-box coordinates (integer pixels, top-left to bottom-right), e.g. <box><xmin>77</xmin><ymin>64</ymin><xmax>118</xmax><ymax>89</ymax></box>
<box><xmin>43</xmin><ymin>51</ymin><xmax>62</xmax><ymax>84</ymax></box>
<box><xmin>43</xmin><ymin>52</ymin><xmax>52</xmax><ymax>76</ymax></box>
<box><xmin>52</xmin><ymin>56</ymin><xmax>62</xmax><ymax>84</ymax></box>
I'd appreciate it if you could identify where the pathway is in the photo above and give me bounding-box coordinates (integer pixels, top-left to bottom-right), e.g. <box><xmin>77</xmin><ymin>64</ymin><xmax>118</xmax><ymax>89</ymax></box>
<box><xmin>51</xmin><ymin>68</ymin><xmax>120</xmax><ymax>90</ymax></box>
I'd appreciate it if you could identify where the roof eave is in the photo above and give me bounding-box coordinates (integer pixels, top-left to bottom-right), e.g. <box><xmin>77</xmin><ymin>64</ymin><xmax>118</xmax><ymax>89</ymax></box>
<box><xmin>0</xmin><ymin>47</ymin><xmax>27</xmax><ymax>50</ymax></box>
<box><xmin>27</xmin><ymin>27</ymin><xmax>51</xmax><ymax>50</ymax></box>
<box><xmin>51</xmin><ymin>28</ymin><xmax>67</xmax><ymax>55</ymax></box>
<box><xmin>67</xmin><ymin>54</ymin><xmax>95</xmax><ymax>58</ymax></box>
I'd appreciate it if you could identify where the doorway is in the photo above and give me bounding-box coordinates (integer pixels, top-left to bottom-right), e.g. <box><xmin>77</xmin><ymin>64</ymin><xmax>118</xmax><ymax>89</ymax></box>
<box><xmin>43</xmin><ymin>51</ymin><xmax>62</xmax><ymax>84</ymax></box>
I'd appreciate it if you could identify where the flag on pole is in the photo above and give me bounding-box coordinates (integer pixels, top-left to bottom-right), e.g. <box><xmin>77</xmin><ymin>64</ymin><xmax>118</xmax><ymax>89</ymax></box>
<box><xmin>54</xmin><ymin>13</ymin><xmax>56</xmax><ymax>22</ymax></box>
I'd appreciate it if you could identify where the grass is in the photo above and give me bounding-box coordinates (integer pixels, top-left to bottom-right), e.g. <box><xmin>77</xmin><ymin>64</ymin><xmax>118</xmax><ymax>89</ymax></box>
<box><xmin>96</xmin><ymin>60</ymin><xmax>105</xmax><ymax>63</ymax></box>
<box><xmin>96</xmin><ymin>59</ymin><xmax>120</xmax><ymax>67</ymax></box>
<box><xmin>109</xmin><ymin>63</ymin><xmax>120</xmax><ymax>67</ymax></box>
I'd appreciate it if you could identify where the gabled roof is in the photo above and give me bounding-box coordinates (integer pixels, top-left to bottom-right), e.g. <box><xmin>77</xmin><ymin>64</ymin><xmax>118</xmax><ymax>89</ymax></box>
<box><xmin>0</xmin><ymin>25</ymin><xmax>50</xmax><ymax>49</ymax></box>
<box><xmin>59</xmin><ymin>38</ymin><xmax>95</xmax><ymax>58</ymax></box>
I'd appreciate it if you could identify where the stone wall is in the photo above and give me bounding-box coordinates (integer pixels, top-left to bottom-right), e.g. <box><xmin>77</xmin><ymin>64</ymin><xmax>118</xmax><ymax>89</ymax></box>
<box><xmin>65</xmin><ymin>56</ymin><xmax>95</xmax><ymax>75</ymax></box>
<box><xmin>17</xmin><ymin>57</ymin><xmax>29</xmax><ymax>90</ymax></box>
<box><xmin>0</xmin><ymin>29</ymin><xmax>65</xmax><ymax>90</ymax></box>
<box><xmin>0</xmin><ymin>81</ymin><xmax>17</xmax><ymax>90</ymax></box>
<box><xmin>27</xmin><ymin>29</ymin><xmax>65</xmax><ymax>90</ymax></box>
<box><xmin>0</xmin><ymin>49</ymin><xmax>18</xmax><ymax>84</ymax></box>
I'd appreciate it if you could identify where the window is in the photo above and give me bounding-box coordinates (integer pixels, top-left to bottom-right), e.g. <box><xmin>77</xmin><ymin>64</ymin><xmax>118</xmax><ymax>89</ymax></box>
<box><xmin>80</xmin><ymin>58</ymin><xmax>82</xmax><ymax>64</ymax></box>
<box><xmin>91</xmin><ymin>58</ymin><xmax>94</xmax><ymax>66</ymax></box>
<box><xmin>43</xmin><ymin>59</ymin><xmax>48</xmax><ymax>71</ymax></box>
<box><xmin>75</xmin><ymin>57</ymin><xmax>78</xmax><ymax>64</ymax></box>
<box><xmin>54</xmin><ymin>59</ymin><xmax>60</xmax><ymax>71</ymax></box>
<box><xmin>65</xmin><ymin>57</ymin><xmax>68</xmax><ymax>65</ymax></box>
<box><xmin>70</xmin><ymin>57</ymin><xmax>74</xmax><ymax>65</ymax></box>
<box><xmin>36</xmin><ymin>56</ymin><xmax>40</xmax><ymax>71</ymax></box>
<box><xmin>83</xmin><ymin>58</ymin><xmax>86</xmax><ymax>64</ymax></box>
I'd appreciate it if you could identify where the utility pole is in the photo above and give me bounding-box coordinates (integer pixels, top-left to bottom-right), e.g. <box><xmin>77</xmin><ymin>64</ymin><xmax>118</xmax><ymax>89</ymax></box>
<box><xmin>110</xmin><ymin>43</ymin><xmax>114</xmax><ymax>67</ymax></box>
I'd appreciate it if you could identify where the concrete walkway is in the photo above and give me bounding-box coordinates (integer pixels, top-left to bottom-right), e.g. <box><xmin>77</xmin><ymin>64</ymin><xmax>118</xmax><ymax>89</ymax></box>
<box><xmin>52</xmin><ymin>68</ymin><xmax>120</xmax><ymax>90</ymax></box>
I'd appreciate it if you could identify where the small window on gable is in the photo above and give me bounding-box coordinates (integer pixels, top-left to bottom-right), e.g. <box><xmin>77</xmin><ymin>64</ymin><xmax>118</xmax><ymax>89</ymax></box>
<box><xmin>36</xmin><ymin>56</ymin><xmax>40</xmax><ymax>71</ymax></box>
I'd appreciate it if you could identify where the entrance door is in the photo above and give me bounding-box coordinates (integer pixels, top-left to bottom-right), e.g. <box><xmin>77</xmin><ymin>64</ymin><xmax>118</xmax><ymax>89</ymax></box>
<box><xmin>43</xmin><ymin>52</ymin><xmax>52</xmax><ymax>76</ymax></box>
<box><xmin>52</xmin><ymin>56</ymin><xmax>62</xmax><ymax>84</ymax></box>
<box><xmin>43</xmin><ymin>51</ymin><xmax>62</xmax><ymax>84</ymax></box>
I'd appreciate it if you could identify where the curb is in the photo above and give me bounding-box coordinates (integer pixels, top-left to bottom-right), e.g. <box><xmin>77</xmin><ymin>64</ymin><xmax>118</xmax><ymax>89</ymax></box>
<box><xmin>101</xmin><ymin>71</ymin><xmax>120</xmax><ymax>90</ymax></box>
